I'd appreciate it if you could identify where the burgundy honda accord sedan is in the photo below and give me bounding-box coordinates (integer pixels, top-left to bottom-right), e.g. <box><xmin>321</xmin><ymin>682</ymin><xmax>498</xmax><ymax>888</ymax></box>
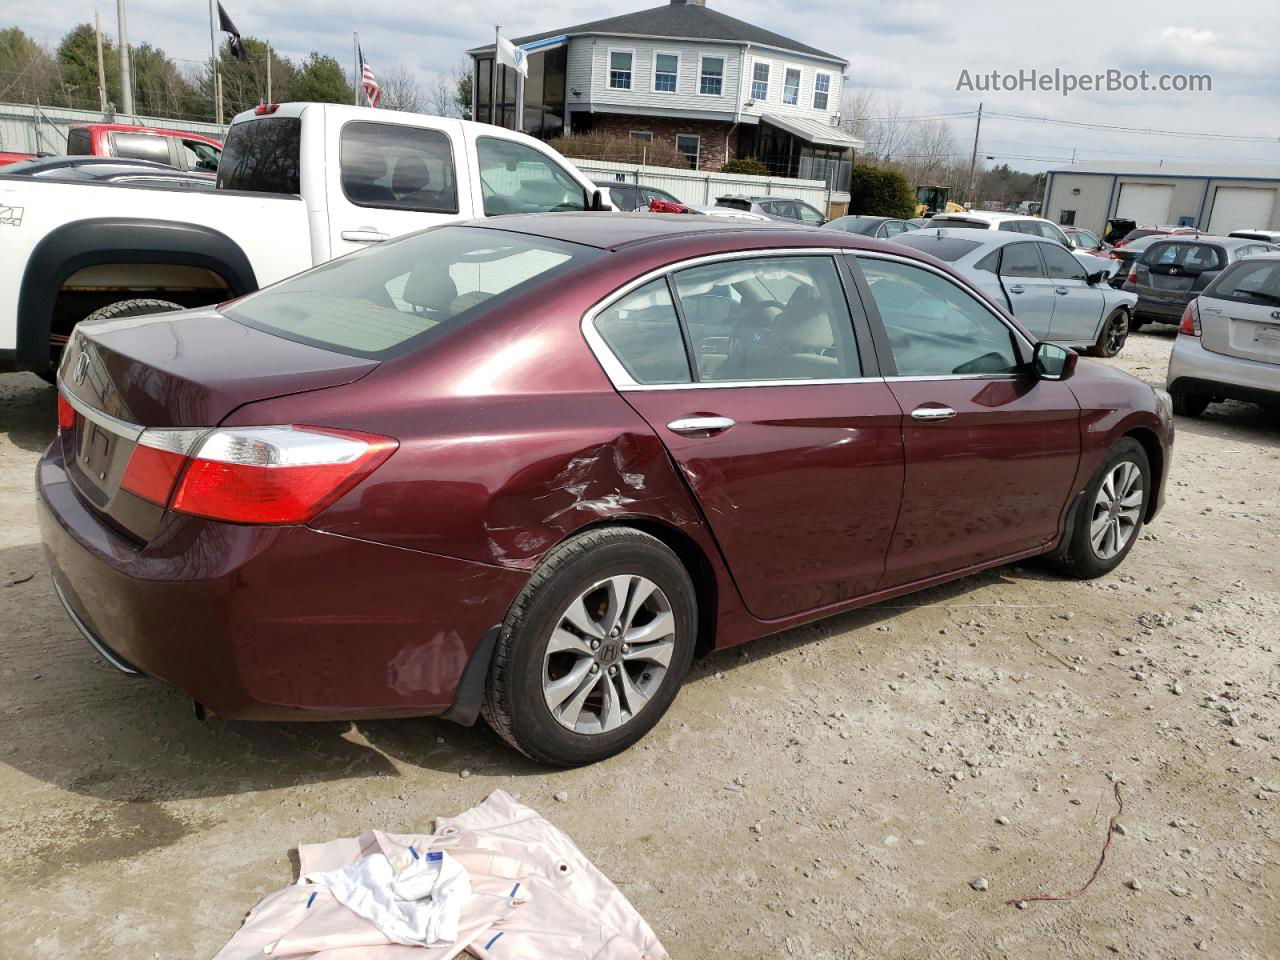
<box><xmin>40</xmin><ymin>214</ymin><xmax>1173</xmax><ymax>765</ymax></box>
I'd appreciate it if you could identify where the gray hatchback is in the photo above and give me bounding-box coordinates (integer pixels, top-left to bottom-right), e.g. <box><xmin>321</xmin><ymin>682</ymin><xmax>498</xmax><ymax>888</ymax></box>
<box><xmin>1123</xmin><ymin>235</ymin><xmax>1279</xmax><ymax>330</ymax></box>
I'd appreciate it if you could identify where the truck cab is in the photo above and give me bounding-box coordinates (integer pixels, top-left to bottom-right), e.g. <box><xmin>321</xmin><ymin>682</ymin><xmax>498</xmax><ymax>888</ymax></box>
<box><xmin>67</xmin><ymin>123</ymin><xmax>223</xmax><ymax>172</ymax></box>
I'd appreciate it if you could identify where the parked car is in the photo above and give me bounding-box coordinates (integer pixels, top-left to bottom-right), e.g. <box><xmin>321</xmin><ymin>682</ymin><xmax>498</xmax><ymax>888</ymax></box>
<box><xmin>2</xmin><ymin>155</ymin><xmax>215</xmax><ymax>189</ymax></box>
<box><xmin>595</xmin><ymin>179</ymin><xmax>685</xmax><ymax>213</ymax></box>
<box><xmin>893</xmin><ymin>228</ymin><xmax>1138</xmax><ymax>356</ymax></box>
<box><xmin>1</xmin><ymin>102</ymin><xmax>608</xmax><ymax>377</ymax></box>
<box><xmin>714</xmin><ymin>195</ymin><xmax>827</xmax><ymax>225</ymax></box>
<box><xmin>1063</xmin><ymin>226</ymin><xmax>1110</xmax><ymax>255</ymax></box>
<box><xmin>40</xmin><ymin>214</ymin><xmax>1173</xmax><ymax>766</ymax></box>
<box><xmin>1228</xmin><ymin>229</ymin><xmax>1280</xmax><ymax>244</ymax></box>
<box><xmin>906</xmin><ymin>217</ymin><xmax>932</xmax><ymax>229</ymax></box>
<box><xmin>1114</xmin><ymin>226</ymin><xmax>1172</xmax><ymax>248</ymax></box>
<box><xmin>824</xmin><ymin>215</ymin><xmax>919</xmax><ymax>239</ymax></box>
<box><xmin>1167</xmin><ymin>254</ymin><xmax>1280</xmax><ymax>416</ymax></box>
<box><xmin>925</xmin><ymin>210</ymin><xmax>1119</xmax><ymax>280</ymax></box>
<box><xmin>1107</xmin><ymin>232</ymin><xmax>1170</xmax><ymax>285</ymax></box>
<box><xmin>66</xmin><ymin>122</ymin><xmax>222</xmax><ymax>172</ymax></box>
<box><xmin>1122</xmin><ymin>235</ymin><xmax>1280</xmax><ymax>330</ymax></box>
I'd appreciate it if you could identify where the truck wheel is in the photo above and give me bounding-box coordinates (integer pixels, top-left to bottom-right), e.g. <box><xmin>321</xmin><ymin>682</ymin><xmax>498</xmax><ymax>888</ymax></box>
<box><xmin>1043</xmin><ymin>438</ymin><xmax>1151</xmax><ymax>580</ymax></box>
<box><xmin>482</xmin><ymin>527</ymin><xmax>697</xmax><ymax>767</ymax></box>
<box><xmin>44</xmin><ymin>299</ymin><xmax>184</xmax><ymax>384</ymax></box>
<box><xmin>1090</xmin><ymin>307</ymin><xmax>1129</xmax><ymax>357</ymax></box>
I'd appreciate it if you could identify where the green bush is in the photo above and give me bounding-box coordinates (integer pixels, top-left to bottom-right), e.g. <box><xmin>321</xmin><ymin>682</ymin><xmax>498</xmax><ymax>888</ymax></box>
<box><xmin>719</xmin><ymin>157</ymin><xmax>769</xmax><ymax>177</ymax></box>
<box><xmin>848</xmin><ymin>164</ymin><xmax>917</xmax><ymax>219</ymax></box>
<box><xmin>544</xmin><ymin>132</ymin><xmax>687</xmax><ymax>169</ymax></box>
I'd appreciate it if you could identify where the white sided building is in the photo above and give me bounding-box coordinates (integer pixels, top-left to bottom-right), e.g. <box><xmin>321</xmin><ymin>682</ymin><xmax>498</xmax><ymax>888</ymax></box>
<box><xmin>1042</xmin><ymin>161</ymin><xmax>1280</xmax><ymax>236</ymax></box>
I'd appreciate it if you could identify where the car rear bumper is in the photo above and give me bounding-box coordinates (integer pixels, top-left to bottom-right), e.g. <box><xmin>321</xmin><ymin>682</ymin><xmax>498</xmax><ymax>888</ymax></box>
<box><xmin>1167</xmin><ymin>335</ymin><xmax>1280</xmax><ymax>406</ymax></box>
<box><xmin>37</xmin><ymin>445</ymin><xmax>530</xmax><ymax>721</ymax></box>
<box><xmin>1133</xmin><ymin>293</ymin><xmax>1189</xmax><ymax>322</ymax></box>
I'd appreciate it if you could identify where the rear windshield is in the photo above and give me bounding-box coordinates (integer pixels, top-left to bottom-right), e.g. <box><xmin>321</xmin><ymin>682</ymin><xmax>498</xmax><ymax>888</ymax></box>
<box><xmin>891</xmin><ymin>234</ymin><xmax>982</xmax><ymax>262</ymax></box>
<box><xmin>716</xmin><ymin>198</ymin><xmax>752</xmax><ymax>212</ymax></box>
<box><xmin>1141</xmin><ymin>242</ymin><xmax>1225</xmax><ymax>272</ymax></box>
<box><xmin>217</xmin><ymin>116</ymin><xmax>301</xmax><ymax>194</ymax></box>
<box><xmin>1205</xmin><ymin>258</ymin><xmax>1280</xmax><ymax>304</ymax></box>
<box><xmin>224</xmin><ymin>226</ymin><xmax>599</xmax><ymax>359</ymax></box>
<box><xmin>927</xmin><ymin>217</ymin><xmax>986</xmax><ymax>229</ymax></box>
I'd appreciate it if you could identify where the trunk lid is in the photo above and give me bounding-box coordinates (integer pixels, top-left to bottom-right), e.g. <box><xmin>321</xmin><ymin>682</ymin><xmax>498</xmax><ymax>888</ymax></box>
<box><xmin>1198</xmin><ymin>293</ymin><xmax>1280</xmax><ymax>365</ymax></box>
<box><xmin>58</xmin><ymin>307</ymin><xmax>377</xmax><ymax>543</ymax></box>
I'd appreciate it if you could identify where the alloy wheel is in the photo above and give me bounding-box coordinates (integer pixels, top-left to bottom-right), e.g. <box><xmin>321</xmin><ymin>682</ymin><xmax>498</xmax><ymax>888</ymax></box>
<box><xmin>542</xmin><ymin>575</ymin><xmax>676</xmax><ymax>735</ymax></box>
<box><xmin>1090</xmin><ymin>460</ymin><xmax>1143</xmax><ymax>560</ymax></box>
<box><xmin>1106</xmin><ymin>312</ymin><xmax>1129</xmax><ymax>354</ymax></box>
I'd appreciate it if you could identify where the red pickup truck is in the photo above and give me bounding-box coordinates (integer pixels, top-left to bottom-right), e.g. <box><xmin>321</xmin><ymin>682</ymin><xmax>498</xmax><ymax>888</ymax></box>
<box><xmin>67</xmin><ymin>123</ymin><xmax>222</xmax><ymax>172</ymax></box>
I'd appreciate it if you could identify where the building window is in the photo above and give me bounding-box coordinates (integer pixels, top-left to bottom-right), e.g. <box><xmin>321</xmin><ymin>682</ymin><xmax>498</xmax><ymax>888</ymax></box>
<box><xmin>699</xmin><ymin>56</ymin><xmax>724</xmax><ymax>96</ymax></box>
<box><xmin>783</xmin><ymin>68</ymin><xmax>800</xmax><ymax>106</ymax></box>
<box><xmin>653</xmin><ymin>52</ymin><xmax>679</xmax><ymax>93</ymax></box>
<box><xmin>609</xmin><ymin>50</ymin><xmax>633</xmax><ymax>90</ymax></box>
<box><xmin>630</xmin><ymin>131</ymin><xmax>653</xmax><ymax>141</ymax></box>
<box><xmin>676</xmin><ymin>134</ymin><xmax>700</xmax><ymax>170</ymax></box>
<box><xmin>813</xmin><ymin>72</ymin><xmax>831</xmax><ymax>110</ymax></box>
<box><xmin>1059</xmin><ymin>209</ymin><xmax>1076</xmax><ymax>226</ymax></box>
<box><xmin>751</xmin><ymin>61</ymin><xmax>770</xmax><ymax>101</ymax></box>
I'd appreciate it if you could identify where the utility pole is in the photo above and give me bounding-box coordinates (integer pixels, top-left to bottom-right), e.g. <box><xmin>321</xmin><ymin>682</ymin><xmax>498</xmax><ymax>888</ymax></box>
<box><xmin>94</xmin><ymin>12</ymin><xmax>108</xmax><ymax>114</ymax></box>
<box><xmin>491</xmin><ymin>25</ymin><xmax>500</xmax><ymax>126</ymax></box>
<box><xmin>266</xmin><ymin>42</ymin><xmax>272</xmax><ymax>104</ymax></box>
<box><xmin>116</xmin><ymin>0</ymin><xmax>134</xmax><ymax>116</ymax></box>
<box><xmin>208</xmin><ymin>0</ymin><xmax>222</xmax><ymax>124</ymax></box>
<box><xmin>353</xmin><ymin>33</ymin><xmax>360</xmax><ymax>105</ymax></box>
<box><xmin>966</xmin><ymin>101</ymin><xmax>983</xmax><ymax>208</ymax></box>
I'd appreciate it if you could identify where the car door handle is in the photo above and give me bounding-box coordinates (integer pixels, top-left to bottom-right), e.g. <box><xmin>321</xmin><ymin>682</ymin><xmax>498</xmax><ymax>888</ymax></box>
<box><xmin>666</xmin><ymin>416</ymin><xmax>735</xmax><ymax>435</ymax></box>
<box><xmin>1007</xmin><ymin>284</ymin><xmax>1025</xmax><ymax>294</ymax></box>
<box><xmin>1055</xmin><ymin>286</ymin><xmax>1070</xmax><ymax>295</ymax></box>
<box><xmin>340</xmin><ymin>229</ymin><xmax>390</xmax><ymax>242</ymax></box>
<box><xmin>910</xmin><ymin>406</ymin><xmax>957</xmax><ymax>422</ymax></box>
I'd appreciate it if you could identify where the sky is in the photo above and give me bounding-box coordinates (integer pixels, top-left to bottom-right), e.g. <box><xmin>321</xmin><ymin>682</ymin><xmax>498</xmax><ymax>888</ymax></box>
<box><xmin>4</xmin><ymin>0</ymin><xmax>1278</xmax><ymax>173</ymax></box>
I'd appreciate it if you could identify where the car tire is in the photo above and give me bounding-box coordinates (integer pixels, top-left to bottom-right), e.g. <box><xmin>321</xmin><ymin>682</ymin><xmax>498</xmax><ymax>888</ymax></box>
<box><xmin>481</xmin><ymin>527</ymin><xmax>697</xmax><ymax>766</ymax></box>
<box><xmin>1044</xmin><ymin>438</ymin><xmax>1151</xmax><ymax>580</ymax></box>
<box><xmin>42</xmin><ymin>298</ymin><xmax>183</xmax><ymax>384</ymax></box>
<box><xmin>1171</xmin><ymin>391</ymin><xmax>1210</xmax><ymax>418</ymax></box>
<box><xmin>1091</xmin><ymin>307</ymin><xmax>1130</xmax><ymax>357</ymax></box>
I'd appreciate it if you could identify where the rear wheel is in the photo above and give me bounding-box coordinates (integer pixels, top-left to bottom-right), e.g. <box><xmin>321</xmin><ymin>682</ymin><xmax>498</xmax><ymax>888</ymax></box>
<box><xmin>1091</xmin><ymin>307</ymin><xmax>1130</xmax><ymax>357</ymax></box>
<box><xmin>1171</xmin><ymin>390</ymin><xmax>1210</xmax><ymax>418</ymax></box>
<box><xmin>43</xmin><ymin>298</ymin><xmax>183</xmax><ymax>383</ymax></box>
<box><xmin>482</xmin><ymin>527</ymin><xmax>697</xmax><ymax>766</ymax></box>
<box><xmin>1044</xmin><ymin>438</ymin><xmax>1150</xmax><ymax>579</ymax></box>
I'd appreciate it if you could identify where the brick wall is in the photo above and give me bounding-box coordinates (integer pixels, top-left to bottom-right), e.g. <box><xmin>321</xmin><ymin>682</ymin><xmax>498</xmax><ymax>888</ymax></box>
<box><xmin>587</xmin><ymin>113</ymin><xmax>739</xmax><ymax>171</ymax></box>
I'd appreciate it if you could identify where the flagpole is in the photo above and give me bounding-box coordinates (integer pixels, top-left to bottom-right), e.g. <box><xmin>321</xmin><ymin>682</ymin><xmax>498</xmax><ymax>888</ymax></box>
<box><xmin>490</xmin><ymin>25</ymin><xmax>499</xmax><ymax>126</ymax></box>
<box><xmin>266</xmin><ymin>42</ymin><xmax>272</xmax><ymax>104</ymax></box>
<box><xmin>353</xmin><ymin>32</ymin><xmax>360</xmax><ymax>106</ymax></box>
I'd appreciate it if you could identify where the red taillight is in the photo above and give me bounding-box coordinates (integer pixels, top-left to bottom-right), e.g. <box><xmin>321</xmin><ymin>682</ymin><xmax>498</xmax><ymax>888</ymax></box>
<box><xmin>169</xmin><ymin>425</ymin><xmax>396</xmax><ymax>525</ymax></box>
<box><xmin>1126</xmin><ymin>269</ymin><xmax>1138</xmax><ymax>284</ymax></box>
<box><xmin>1179</xmin><ymin>300</ymin><xmax>1201</xmax><ymax>337</ymax></box>
<box><xmin>57</xmin><ymin>392</ymin><xmax>76</xmax><ymax>431</ymax></box>
<box><xmin>647</xmin><ymin>199</ymin><xmax>690</xmax><ymax>214</ymax></box>
<box><xmin>121</xmin><ymin>444</ymin><xmax>190</xmax><ymax>505</ymax></box>
<box><xmin>254</xmin><ymin>103</ymin><xmax>280</xmax><ymax>115</ymax></box>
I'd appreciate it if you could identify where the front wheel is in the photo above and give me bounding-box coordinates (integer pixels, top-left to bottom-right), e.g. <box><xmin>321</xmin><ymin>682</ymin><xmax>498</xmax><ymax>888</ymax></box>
<box><xmin>1044</xmin><ymin>438</ymin><xmax>1151</xmax><ymax>579</ymax></box>
<box><xmin>1091</xmin><ymin>308</ymin><xmax>1130</xmax><ymax>357</ymax></box>
<box><xmin>482</xmin><ymin>527</ymin><xmax>697</xmax><ymax>766</ymax></box>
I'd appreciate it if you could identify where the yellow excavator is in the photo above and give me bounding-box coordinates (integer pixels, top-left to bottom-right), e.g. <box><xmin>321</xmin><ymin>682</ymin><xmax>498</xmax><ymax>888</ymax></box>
<box><xmin>915</xmin><ymin>184</ymin><xmax>965</xmax><ymax>217</ymax></box>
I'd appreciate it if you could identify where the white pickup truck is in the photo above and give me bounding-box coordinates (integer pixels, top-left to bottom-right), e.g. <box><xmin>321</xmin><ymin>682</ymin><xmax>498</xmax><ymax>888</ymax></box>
<box><xmin>0</xmin><ymin>102</ymin><xmax>609</xmax><ymax>375</ymax></box>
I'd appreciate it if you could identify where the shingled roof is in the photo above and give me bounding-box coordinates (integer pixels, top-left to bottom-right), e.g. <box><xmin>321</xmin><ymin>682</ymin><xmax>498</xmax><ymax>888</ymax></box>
<box><xmin>467</xmin><ymin>2</ymin><xmax>846</xmax><ymax>64</ymax></box>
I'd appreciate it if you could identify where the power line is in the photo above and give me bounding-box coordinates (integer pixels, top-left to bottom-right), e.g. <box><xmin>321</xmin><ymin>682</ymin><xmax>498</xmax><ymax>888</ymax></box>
<box><xmin>984</xmin><ymin>110</ymin><xmax>1280</xmax><ymax>144</ymax></box>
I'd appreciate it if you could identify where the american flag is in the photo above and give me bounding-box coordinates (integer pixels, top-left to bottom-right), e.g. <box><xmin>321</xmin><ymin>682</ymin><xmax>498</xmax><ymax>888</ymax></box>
<box><xmin>358</xmin><ymin>44</ymin><xmax>381</xmax><ymax>108</ymax></box>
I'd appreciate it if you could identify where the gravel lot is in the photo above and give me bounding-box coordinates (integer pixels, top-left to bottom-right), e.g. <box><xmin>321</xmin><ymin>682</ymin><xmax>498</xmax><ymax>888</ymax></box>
<box><xmin>1</xmin><ymin>326</ymin><xmax>1276</xmax><ymax>959</ymax></box>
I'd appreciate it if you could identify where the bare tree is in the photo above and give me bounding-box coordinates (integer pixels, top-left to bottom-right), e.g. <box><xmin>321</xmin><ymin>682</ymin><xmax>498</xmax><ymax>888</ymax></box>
<box><xmin>425</xmin><ymin>72</ymin><xmax>458</xmax><ymax>118</ymax></box>
<box><xmin>379</xmin><ymin>63</ymin><xmax>423</xmax><ymax>113</ymax></box>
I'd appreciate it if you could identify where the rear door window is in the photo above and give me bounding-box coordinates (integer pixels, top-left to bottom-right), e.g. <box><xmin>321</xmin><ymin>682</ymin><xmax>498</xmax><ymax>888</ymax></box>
<box><xmin>340</xmin><ymin>122</ymin><xmax>458</xmax><ymax>213</ymax></box>
<box><xmin>998</xmin><ymin>242</ymin><xmax>1046</xmax><ymax>278</ymax></box>
<box><xmin>476</xmin><ymin>137</ymin><xmax>586</xmax><ymax>215</ymax></box>
<box><xmin>217</xmin><ymin>116</ymin><xmax>302</xmax><ymax>194</ymax></box>
<box><xmin>1040</xmin><ymin>243</ymin><xmax>1088</xmax><ymax>281</ymax></box>
<box><xmin>111</xmin><ymin>132</ymin><xmax>172</xmax><ymax>164</ymax></box>
<box><xmin>224</xmin><ymin>226</ymin><xmax>597</xmax><ymax>359</ymax></box>
<box><xmin>180</xmin><ymin>138</ymin><xmax>221</xmax><ymax>172</ymax></box>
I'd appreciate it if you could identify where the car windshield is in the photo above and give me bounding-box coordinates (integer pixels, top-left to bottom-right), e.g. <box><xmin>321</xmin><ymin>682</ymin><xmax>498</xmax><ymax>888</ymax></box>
<box><xmin>224</xmin><ymin>226</ymin><xmax>599</xmax><ymax>359</ymax></box>
<box><xmin>890</xmin><ymin>234</ymin><xmax>982</xmax><ymax>262</ymax></box>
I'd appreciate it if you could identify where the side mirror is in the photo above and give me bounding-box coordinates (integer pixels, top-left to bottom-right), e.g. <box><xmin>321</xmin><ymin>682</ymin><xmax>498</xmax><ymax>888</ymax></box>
<box><xmin>1086</xmin><ymin>270</ymin><xmax>1107</xmax><ymax>286</ymax></box>
<box><xmin>1034</xmin><ymin>342</ymin><xmax>1078</xmax><ymax>381</ymax></box>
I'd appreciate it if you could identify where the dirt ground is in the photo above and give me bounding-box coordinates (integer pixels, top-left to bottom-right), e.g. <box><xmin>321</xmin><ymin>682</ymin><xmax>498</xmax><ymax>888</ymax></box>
<box><xmin>1</xmin><ymin>325</ymin><xmax>1276</xmax><ymax>959</ymax></box>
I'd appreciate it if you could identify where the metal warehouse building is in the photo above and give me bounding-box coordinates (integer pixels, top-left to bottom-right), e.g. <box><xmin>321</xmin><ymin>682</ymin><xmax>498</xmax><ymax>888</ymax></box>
<box><xmin>1042</xmin><ymin>161</ymin><xmax>1280</xmax><ymax>236</ymax></box>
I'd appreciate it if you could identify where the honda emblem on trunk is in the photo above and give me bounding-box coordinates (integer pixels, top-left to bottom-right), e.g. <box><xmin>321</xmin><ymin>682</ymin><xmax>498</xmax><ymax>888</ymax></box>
<box><xmin>73</xmin><ymin>352</ymin><xmax>89</xmax><ymax>385</ymax></box>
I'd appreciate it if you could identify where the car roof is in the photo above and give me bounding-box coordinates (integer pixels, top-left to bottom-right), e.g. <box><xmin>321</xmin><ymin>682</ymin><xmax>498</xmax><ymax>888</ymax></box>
<box><xmin>833</xmin><ymin>214</ymin><xmax>890</xmax><ymax>222</ymax></box>
<box><xmin>932</xmin><ymin>210</ymin><xmax>1027</xmax><ymax>224</ymax></box>
<box><xmin>906</xmin><ymin>227</ymin><xmax>1053</xmax><ymax>249</ymax></box>
<box><xmin>470</xmin><ymin>212</ymin><xmax>865</xmax><ymax>252</ymax></box>
<box><xmin>1145</xmin><ymin>234</ymin><xmax>1260</xmax><ymax>248</ymax></box>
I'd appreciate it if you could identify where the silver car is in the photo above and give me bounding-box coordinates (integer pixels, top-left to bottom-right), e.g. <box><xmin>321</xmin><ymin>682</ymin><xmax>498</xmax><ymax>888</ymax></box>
<box><xmin>1166</xmin><ymin>254</ymin><xmax>1280</xmax><ymax>416</ymax></box>
<box><xmin>714</xmin><ymin>195</ymin><xmax>827</xmax><ymax>226</ymax></box>
<box><xmin>893</xmin><ymin>228</ymin><xmax>1139</xmax><ymax>356</ymax></box>
<box><xmin>1122</xmin><ymin>235</ymin><xmax>1279</xmax><ymax>330</ymax></box>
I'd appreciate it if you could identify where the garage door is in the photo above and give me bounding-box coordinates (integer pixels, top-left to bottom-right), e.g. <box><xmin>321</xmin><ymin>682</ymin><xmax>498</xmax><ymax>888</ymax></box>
<box><xmin>1116</xmin><ymin>183</ymin><xmax>1174</xmax><ymax>225</ymax></box>
<box><xmin>1207</xmin><ymin>186</ymin><xmax>1277</xmax><ymax>235</ymax></box>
